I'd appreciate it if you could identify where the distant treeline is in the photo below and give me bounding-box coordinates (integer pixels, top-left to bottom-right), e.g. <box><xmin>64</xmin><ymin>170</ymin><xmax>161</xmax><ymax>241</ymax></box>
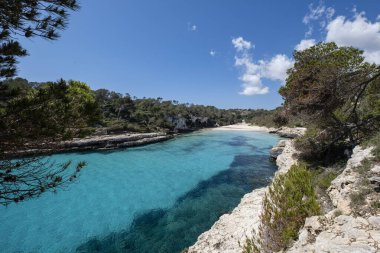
<box><xmin>0</xmin><ymin>78</ymin><xmax>284</xmax><ymax>140</ymax></box>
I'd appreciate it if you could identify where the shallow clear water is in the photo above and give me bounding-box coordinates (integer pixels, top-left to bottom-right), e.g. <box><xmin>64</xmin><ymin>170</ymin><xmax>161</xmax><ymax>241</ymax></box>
<box><xmin>0</xmin><ymin>130</ymin><xmax>279</xmax><ymax>253</ymax></box>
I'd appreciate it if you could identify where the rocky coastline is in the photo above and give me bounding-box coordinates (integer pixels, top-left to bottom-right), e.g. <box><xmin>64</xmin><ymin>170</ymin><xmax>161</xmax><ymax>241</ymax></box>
<box><xmin>186</xmin><ymin>137</ymin><xmax>300</xmax><ymax>253</ymax></box>
<box><xmin>15</xmin><ymin>132</ymin><xmax>174</xmax><ymax>157</ymax></box>
<box><xmin>17</xmin><ymin>123</ymin><xmax>304</xmax><ymax>157</ymax></box>
<box><xmin>285</xmin><ymin>146</ymin><xmax>380</xmax><ymax>253</ymax></box>
<box><xmin>188</xmin><ymin>125</ymin><xmax>380</xmax><ymax>253</ymax></box>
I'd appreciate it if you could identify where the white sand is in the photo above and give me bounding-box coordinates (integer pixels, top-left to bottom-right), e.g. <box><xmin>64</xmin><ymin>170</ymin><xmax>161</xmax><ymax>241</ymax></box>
<box><xmin>212</xmin><ymin>123</ymin><xmax>275</xmax><ymax>132</ymax></box>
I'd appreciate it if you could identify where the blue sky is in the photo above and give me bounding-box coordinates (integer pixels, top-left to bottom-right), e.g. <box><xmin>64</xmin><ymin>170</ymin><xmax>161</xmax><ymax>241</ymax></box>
<box><xmin>17</xmin><ymin>0</ymin><xmax>380</xmax><ymax>109</ymax></box>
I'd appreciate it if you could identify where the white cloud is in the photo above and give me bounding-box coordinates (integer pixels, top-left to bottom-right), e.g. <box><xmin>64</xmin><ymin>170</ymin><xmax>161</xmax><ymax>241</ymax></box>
<box><xmin>187</xmin><ymin>22</ymin><xmax>197</xmax><ymax>32</ymax></box>
<box><xmin>232</xmin><ymin>37</ymin><xmax>253</xmax><ymax>51</ymax></box>
<box><xmin>326</xmin><ymin>12</ymin><xmax>380</xmax><ymax>64</ymax></box>
<box><xmin>295</xmin><ymin>39</ymin><xmax>316</xmax><ymax>51</ymax></box>
<box><xmin>209</xmin><ymin>50</ymin><xmax>216</xmax><ymax>56</ymax></box>
<box><xmin>232</xmin><ymin>37</ymin><xmax>294</xmax><ymax>96</ymax></box>
<box><xmin>326</xmin><ymin>7</ymin><xmax>335</xmax><ymax>21</ymax></box>
<box><xmin>303</xmin><ymin>2</ymin><xmax>335</xmax><ymax>37</ymax></box>
<box><xmin>303</xmin><ymin>3</ymin><xmax>326</xmax><ymax>25</ymax></box>
<box><xmin>261</xmin><ymin>54</ymin><xmax>294</xmax><ymax>81</ymax></box>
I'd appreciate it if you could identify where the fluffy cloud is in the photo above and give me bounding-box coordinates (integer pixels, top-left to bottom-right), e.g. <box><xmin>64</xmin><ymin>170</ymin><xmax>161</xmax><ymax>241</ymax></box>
<box><xmin>209</xmin><ymin>50</ymin><xmax>216</xmax><ymax>56</ymax></box>
<box><xmin>259</xmin><ymin>54</ymin><xmax>294</xmax><ymax>81</ymax></box>
<box><xmin>232</xmin><ymin>37</ymin><xmax>294</xmax><ymax>96</ymax></box>
<box><xmin>295</xmin><ymin>39</ymin><xmax>316</xmax><ymax>51</ymax></box>
<box><xmin>326</xmin><ymin>12</ymin><xmax>380</xmax><ymax>64</ymax></box>
<box><xmin>232</xmin><ymin>37</ymin><xmax>253</xmax><ymax>51</ymax></box>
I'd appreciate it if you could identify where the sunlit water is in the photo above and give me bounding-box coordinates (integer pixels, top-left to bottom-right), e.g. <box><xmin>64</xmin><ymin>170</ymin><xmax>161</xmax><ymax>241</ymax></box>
<box><xmin>0</xmin><ymin>130</ymin><xmax>280</xmax><ymax>253</ymax></box>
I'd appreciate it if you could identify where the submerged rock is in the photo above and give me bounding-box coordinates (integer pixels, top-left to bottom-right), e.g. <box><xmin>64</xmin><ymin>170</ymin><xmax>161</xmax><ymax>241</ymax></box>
<box><xmin>270</xmin><ymin>140</ymin><xmax>287</xmax><ymax>161</ymax></box>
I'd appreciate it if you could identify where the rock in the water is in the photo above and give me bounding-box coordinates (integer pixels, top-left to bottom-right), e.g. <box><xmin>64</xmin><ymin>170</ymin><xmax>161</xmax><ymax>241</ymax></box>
<box><xmin>270</xmin><ymin>140</ymin><xmax>287</xmax><ymax>160</ymax></box>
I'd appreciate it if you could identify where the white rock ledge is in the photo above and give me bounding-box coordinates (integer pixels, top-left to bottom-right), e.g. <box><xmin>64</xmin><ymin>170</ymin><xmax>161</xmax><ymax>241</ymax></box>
<box><xmin>286</xmin><ymin>146</ymin><xmax>380</xmax><ymax>253</ymax></box>
<box><xmin>186</xmin><ymin>140</ymin><xmax>298</xmax><ymax>253</ymax></box>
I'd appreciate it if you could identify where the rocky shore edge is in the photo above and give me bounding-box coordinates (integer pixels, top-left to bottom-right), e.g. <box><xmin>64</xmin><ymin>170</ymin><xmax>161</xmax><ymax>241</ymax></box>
<box><xmin>16</xmin><ymin>132</ymin><xmax>174</xmax><ymax>157</ymax></box>
<box><xmin>186</xmin><ymin>134</ymin><xmax>300</xmax><ymax>253</ymax></box>
<box><xmin>213</xmin><ymin>123</ymin><xmax>306</xmax><ymax>139</ymax></box>
<box><xmin>17</xmin><ymin>123</ymin><xmax>304</xmax><ymax>157</ymax></box>
<box><xmin>187</xmin><ymin>125</ymin><xmax>380</xmax><ymax>253</ymax></box>
<box><xmin>286</xmin><ymin>146</ymin><xmax>380</xmax><ymax>253</ymax></box>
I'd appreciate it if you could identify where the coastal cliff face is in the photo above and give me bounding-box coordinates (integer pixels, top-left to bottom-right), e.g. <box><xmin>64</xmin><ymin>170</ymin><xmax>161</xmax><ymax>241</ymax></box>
<box><xmin>187</xmin><ymin>127</ymin><xmax>379</xmax><ymax>253</ymax></box>
<box><xmin>186</xmin><ymin>139</ymin><xmax>298</xmax><ymax>253</ymax></box>
<box><xmin>285</xmin><ymin>146</ymin><xmax>380</xmax><ymax>253</ymax></box>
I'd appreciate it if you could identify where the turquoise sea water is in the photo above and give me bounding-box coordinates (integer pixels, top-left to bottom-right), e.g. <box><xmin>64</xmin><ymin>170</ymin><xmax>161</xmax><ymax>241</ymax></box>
<box><xmin>0</xmin><ymin>130</ymin><xmax>279</xmax><ymax>253</ymax></box>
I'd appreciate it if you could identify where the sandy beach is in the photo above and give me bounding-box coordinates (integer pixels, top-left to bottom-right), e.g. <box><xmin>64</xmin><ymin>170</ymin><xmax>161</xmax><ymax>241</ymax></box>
<box><xmin>212</xmin><ymin>123</ymin><xmax>276</xmax><ymax>132</ymax></box>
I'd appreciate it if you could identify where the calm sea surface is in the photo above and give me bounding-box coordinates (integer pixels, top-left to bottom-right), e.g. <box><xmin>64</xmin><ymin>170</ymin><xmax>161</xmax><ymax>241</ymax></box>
<box><xmin>0</xmin><ymin>130</ymin><xmax>280</xmax><ymax>253</ymax></box>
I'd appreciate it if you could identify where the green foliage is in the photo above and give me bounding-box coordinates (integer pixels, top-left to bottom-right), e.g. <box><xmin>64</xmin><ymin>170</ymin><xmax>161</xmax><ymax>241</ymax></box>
<box><xmin>0</xmin><ymin>79</ymin><xmax>101</xmax><ymax>152</ymax></box>
<box><xmin>281</xmin><ymin>42</ymin><xmax>380</xmax><ymax>164</ymax></box>
<box><xmin>243</xmin><ymin>164</ymin><xmax>320</xmax><ymax>253</ymax></box>
<box><xmin>93</xmin><ymin>88</ymin><xmax>244</xmax><ymax>132</ymax></box>
<box><xmin>350</xmin><ymin>188</ymin><xmax>371</xmax><ymax>207</ymax></box>
<box><xmin>310</xmin><ymin>168</ymin><xmax>340</xmax><ymax>190</ymax></box>
<box><xmin>363</xmin><ymin>131</ymin><xmax>380</xmax><ymax>161</ymax></box>
<box><xmin>0</xmin><ymin>0</ymin><xmax>79</xmax><ymax>78</ymax></box>
<box><xmin>294</xmin><ymin>127</ymin><xmax>348</xmax><ymax>164</ymax></box>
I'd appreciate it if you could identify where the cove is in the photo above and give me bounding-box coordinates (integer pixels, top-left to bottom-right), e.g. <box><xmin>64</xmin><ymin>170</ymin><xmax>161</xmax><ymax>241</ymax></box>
<box><xmin>0</xmin><ymin>130</ymin><xmax>280</xmax><ymax>253</ymax></box>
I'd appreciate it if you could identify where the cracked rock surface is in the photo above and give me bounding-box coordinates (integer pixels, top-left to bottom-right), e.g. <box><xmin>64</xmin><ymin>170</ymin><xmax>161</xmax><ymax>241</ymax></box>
<box><xmin>286</xmin><ymin>146</ymin><xmax>380</xmax><ymax>253</ymax></box>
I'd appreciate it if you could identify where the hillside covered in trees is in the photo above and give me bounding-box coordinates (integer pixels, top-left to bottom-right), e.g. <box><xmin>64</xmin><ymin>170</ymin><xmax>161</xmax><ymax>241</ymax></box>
<box><xmin>0</xmin><ymin>77</ymin><xmax>281</xmax><ymax>137</ymax></box>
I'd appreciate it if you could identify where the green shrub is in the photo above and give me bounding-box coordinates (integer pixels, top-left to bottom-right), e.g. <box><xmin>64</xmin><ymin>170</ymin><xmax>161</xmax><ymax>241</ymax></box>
<box><xmin>363</xmin><ymin>131</ymin><xmax>380</xmax><ymax>161</ymax></box>
<box><xmin>243</xmin><ymin>164</ymin><xmax>320</xmax><ymax>253</ymax></box>
<box><xmin>311</xmin><ymin>168</ymin><xmax>341</xmax><ymax>190</ymax></box>
<box><xmin>294</xmin><ymin>127</ymin><xmax>348</xmax><ymax>165</ymax></box>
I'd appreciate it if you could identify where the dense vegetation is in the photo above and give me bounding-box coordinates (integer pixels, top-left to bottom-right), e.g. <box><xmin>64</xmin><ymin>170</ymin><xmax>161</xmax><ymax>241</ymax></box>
<box><xmin>0</xmin><ymin>77</ymin><xmax>250</xmax><ymax>136</ymax></box>
<box><xmin>243</xmin><ymin>42</ymin><xmax>380</xmax><ymax>252</ymax></box>
<box><xmin>243</xmin><ymin>164</ymin><xmax>320</xmax><ymax>253</ymax></box>
<box><xmin>0</xmin><ymin>0</ymin><xmax>85</xmax><ymax>205</ymax></box>
<box><xmin>280</xmin><ymin>42</ymin><xmax>380</xmax><ymax>164</ymax></box>
<box><xmin>0</xmin><ymin>76</ymin><xmax>277</xmax><ymax>204</ymax></box>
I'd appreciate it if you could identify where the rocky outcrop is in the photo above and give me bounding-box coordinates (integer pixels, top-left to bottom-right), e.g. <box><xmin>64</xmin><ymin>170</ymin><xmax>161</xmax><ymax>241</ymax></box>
<box><xmin>327</xmin><ymin>146</ymin><xmax>374</xmax><ymax>214</ymax></box>
<box><xmin>285</xmin><ymin>146</ymin><xmax>380</xmax><ymax>253</ymax></box>
<box><xmin>186</xmin><ymin>140</ymin><xmax>298</xmax><ymax>253</ymax></box>
<box><xmin>273</xmin><ymin>126</ymin><xmax>306</xmax><ymax>138</ymax></box>
<box><xmin>61</xmin><ymin>132</ymin><xmax>172</xmax><ymax>150</ymax></box>
<box><xmin>270</xmin><ymin>140</ymin><xmax>287</xmax><ymax>161</ymax></box>
<box><xmin>16</xmin><ymin>132</ymin><xmax>173</xmax><ymax>157</ymax></box>
<box><xmin>286</xmin><ymin>215</ymin><xmax>380</xmax><ymax>253</ymax></box>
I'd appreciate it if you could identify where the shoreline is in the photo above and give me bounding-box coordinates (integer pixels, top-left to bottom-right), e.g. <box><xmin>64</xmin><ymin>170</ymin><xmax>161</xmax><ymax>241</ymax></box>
<box><xmin>12</xmin><ymin>132</ymin><xmax>175</xmax><ymax>158</ymax></box>
<box><xmin>13</xmin><ymin>123</ymin><xmax>304</xmax><ymax>157</ymax></box>
<box><xmin>212</xmin><ymin>123</ymin><xmax>306</xmax><ymax>138</ymax></box>
<box><xmin>211</xmin><ymin>123</ymin><xmax>277</xmax><ymax>132</ymax></box>
<box><xmin>186</xmin><ymin>139</ymin><xmax>298</xmax><ymax>253</ymax></box>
